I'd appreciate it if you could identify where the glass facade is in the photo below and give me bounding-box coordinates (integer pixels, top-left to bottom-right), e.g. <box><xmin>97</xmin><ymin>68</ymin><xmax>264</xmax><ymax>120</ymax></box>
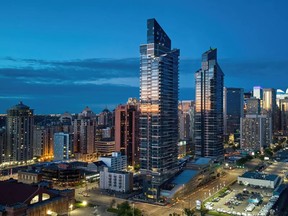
<box><xmin>195</xmin><ymin>48</ymin><xmax>224</xmax><ymax>158</ymax></box>
<box><xmin>139</xmin><ymin>18</ymin><xmax>179</xmax><ymax>200</ymax></box>
<box><xmin>223</xmin><ymin>88</ymin><xmax>244</xmax><ymax>141</ymax></box>
<box><xmin>262</xmin><ymin>88</ymin><xmax>277</xmax><ymax>132</ymax></box>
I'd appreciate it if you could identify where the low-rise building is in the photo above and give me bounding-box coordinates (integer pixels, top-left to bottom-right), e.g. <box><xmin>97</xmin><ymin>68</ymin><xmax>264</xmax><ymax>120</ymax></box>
<box><xmin>42</xmin><ymin>163</ymin><xmax>81</xmax><ymax>185</ymax></box>
<box><xmin>18</xmin><ymin>170</ymin><xmax>42</xmax><ymax>184</ymax></box>
<box><xmin>0</xmin><ymin>180</ymin><xmax>74</xmax><ymax>216</ymax></box>
<box><xmin>238</xmin><ymin>172</ymin><xmax>282</xmax><ymax>189</ymax></box>
<box><xmin>99</xmin><ymin>167</ymin><xmax>133</xmax><ymax>193</ymax></box>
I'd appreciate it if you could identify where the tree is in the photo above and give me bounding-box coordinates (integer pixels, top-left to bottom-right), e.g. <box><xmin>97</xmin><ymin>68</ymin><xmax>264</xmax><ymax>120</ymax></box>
<box><xmin>117</xmin><ymin>201</ymin><xmax>141</xmax><ymax>216</ymax></box>
<box><xmin>184</xmin><ymin>208</ymin><xmax>195</xmax><ymax>216</ymax></box>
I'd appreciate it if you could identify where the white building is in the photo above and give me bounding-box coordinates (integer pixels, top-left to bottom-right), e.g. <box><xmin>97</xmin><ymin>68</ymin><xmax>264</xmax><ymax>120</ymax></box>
<box><xmin>100</xmin><ymin>167</ymin><xmax>133</xmax><ymax>192</ymax></box>
<box><xmin>99</xmin><ymin>152</ymin><xmax>127</xmax><ymax>171</ymax></box>
<box><xmin>240</xmin><ymin>114</ymin><xmax>272</xmax><ymax>151</ymax></box>
<box><xmin>238</xmin><ymin>172</ymin><xmax>281</xmax><ymax>189</ymax></box>
<box><xmin>53</xmin><ymin>132</ymin><xmax>70</xmax><ymax>161</ymax></box>
<box><xmin>102</xmin><ymin>127</ymin><xmax>111</xmax><ymax>139</ymax></box>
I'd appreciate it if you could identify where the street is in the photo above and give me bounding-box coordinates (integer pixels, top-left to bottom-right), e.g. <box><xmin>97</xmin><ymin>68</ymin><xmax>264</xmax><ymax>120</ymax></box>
<box><xmin>73</xmin><ymin>168</ymin><xmax>246</xmax><ymax>216</ymax></box>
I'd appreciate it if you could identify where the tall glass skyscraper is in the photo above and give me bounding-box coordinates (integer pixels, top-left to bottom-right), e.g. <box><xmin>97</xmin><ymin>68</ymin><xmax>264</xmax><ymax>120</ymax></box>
<box><xmin>223</xmin><ymin>88</ymin><xmax>244</xmax><ymax>142</ymax></box>
<box><xmin>195</xmin><ymin>48</ymin><xmax>224</xmax><ymax>158</ymax></box>
<box><xmin>139</xmin><ymin>18</ymin><xmax>179</xmax><ymax>200</ymax></box>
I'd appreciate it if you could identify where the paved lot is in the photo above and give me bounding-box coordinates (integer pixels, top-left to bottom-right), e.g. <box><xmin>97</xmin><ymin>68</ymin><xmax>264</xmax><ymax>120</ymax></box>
<box><xmin>263</xmin><ymin>161</ymin><xmax>288</xmax><ymax>178</ymax></box>
<box><xmin>204</xmin><ymin>182</ymin><xmax>274</xmax><ymax>215</ymax></box>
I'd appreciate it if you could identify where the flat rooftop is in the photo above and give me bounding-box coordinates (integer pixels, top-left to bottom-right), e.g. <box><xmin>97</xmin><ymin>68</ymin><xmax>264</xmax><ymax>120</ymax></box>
<box><xmin>172</xmin><ymin>170</ymin><xmax>199</xmax><ymax>185</ymax></box>
<box><xmin>240</xmin><ymin>172</ymin><xmax>279</xmax><ymax>181</ymax></box>
<box><xmin>193</xmin><ymin>157</ymin><xmax>212</xmax><ymax>165</ymax></box>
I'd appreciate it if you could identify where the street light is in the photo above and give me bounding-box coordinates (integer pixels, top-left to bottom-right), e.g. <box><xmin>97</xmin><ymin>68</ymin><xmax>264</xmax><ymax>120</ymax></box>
<box><xmin>82</xmin><ymin>200</ymin><xmax>87</xmax><ymax>206</ymax></box>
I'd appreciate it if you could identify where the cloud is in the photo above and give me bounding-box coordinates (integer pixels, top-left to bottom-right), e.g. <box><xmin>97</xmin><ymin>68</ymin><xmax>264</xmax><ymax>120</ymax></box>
<box><xmin>74</xmin><ymin>77</ymin><xmax>139</xmax><ymax>87</ymax></box>
<box><xmin>0</xmin><ymin>56</ymin><xmax>288</xmax><ymax>113</ymax></box>
<box><xmin>0</xmin><ymin>57</ymin><xmax>139</xmax><ymax>79</ymax></box>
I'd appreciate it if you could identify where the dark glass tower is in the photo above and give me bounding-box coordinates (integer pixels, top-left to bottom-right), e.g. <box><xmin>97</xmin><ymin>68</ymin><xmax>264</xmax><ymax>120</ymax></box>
<box><xmin>195</xmin><ymin>48</ymin><xmax>224</xmax><ymax>158</ymax></box>
<box><xmin>223</xmin><ymin>88</ymin><xmax>244</xmax><ymax>142</ymax></box>
<box><xmin>139</xmin><ymin>18</ymin><xmax>179</xmax><ymax>200</ymax></box>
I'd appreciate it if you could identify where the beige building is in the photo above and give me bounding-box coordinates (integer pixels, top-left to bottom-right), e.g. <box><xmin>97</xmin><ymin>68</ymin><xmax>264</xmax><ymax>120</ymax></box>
<box><xmin>18</xmin><ymin>170</ymin><xmax>42</xmax><ymax>184</ymax></box>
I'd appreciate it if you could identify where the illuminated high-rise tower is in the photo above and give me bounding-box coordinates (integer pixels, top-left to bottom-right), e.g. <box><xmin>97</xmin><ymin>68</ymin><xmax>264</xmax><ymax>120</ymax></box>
<box><xmin>139</xmin><ymin>18</ymin><xmax>179</xmax><ymax>200</ymax></box>
<box><xmin>195</xmin><ymin>48</ymin><xmax>224</xmax><ymax>158</ymax></box>
<box><xmin>6</xmin><ymin>102</ymin><xmax>34</xmax><ymax>163</ymax></box>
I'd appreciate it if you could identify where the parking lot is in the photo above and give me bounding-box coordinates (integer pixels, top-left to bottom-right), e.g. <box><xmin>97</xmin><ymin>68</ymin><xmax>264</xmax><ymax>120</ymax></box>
<box><xmin>204</xmin><ymin>183</ymin><xmax>274</xmax><ymax>215</ymax></box>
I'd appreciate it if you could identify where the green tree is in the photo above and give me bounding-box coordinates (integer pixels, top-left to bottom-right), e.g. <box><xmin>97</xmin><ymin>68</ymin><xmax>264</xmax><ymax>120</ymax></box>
<box><xmin>184</xmin><ymin>208</ymin><xmax>195</xmax><ymax>216</ymax></box>
<box><xmin>117</xmin><ymin>201</ymin><xmax>141</xmax><ymax>216</ymax></box>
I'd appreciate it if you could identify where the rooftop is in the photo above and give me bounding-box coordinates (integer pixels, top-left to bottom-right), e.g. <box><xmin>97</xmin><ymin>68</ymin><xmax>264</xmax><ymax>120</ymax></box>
<box><xmin>240</xmin><ymin>172</ymin><xmax>279</xmax><ymax>181</ymax></box>
<box><xmin>172</xmin><ymin>170</ymin><xmax>199</xmax><ymax>185</ymax></box>
<box><xmin>193</xmin><ymin>157</ymin><xmax>212</xmax><ymax>165</ymax></box>
<box><xmin>0</xmin><ymin>181</ymin><xmax>51</xmax><ymax>206</ymax></box>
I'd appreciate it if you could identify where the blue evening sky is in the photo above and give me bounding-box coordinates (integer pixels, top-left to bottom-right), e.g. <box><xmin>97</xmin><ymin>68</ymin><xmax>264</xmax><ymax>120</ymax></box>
<box><xmin>0</xmin><ymin>0</ymin><xmax>288</xmax><ymax>113</ymax></box>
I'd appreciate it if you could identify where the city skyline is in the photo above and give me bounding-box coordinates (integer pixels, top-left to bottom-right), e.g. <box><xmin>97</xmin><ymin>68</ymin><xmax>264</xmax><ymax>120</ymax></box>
<box><xmin>1</xmin><ymin>1</ymin><xmax>288</xmax><ymax>114</ymax></box>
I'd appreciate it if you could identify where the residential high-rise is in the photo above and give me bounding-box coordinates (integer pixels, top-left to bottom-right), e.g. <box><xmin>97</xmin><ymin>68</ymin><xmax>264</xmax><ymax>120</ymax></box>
<box><xmin>279</xmin><ymin>98</ymin><xmax>288</xmax><ymax>135</ymax></box>
<box><xmin>178</xmin><ymin>100</ymin><xmax>194</xmax><ymax>141</ymax></box>
<box><xmin>6</xmin><ymin>102</ymin><xmax>34</xmax><ymax>164</ymax></box>
<box><xmin>32</xmin><ymin>125</ymin><xmax>55</xmax><ymax>161</ymax></box>
<box><xmin>262</xmin><ymin>88</ymin><xmax>277</xmax><ymax>132</ymax></box>
<box><xmin>246</xmin><ymin>98</ymin><xmax>261</xmax><ymax>115</ymax></box>
<box><xmin>97</xmin><ymin>108</ymin><xmax>113</xmax><ymax>127</ymax></box>
<box><xmin>73</xmin><ymin>107</ymin><xmax>96</xmax><ymax>156</ymax></box>
<box><xmin>195</xmin><ymin>48</ymin><xmax>224</xmax><ymax>158</ymax></box>
<box><xmin>276</xmin><ymin>89</ymin><xmax>288</xmax><ymax>106</ymax></box>
<box><xmin>223</xmin><ymin>88</ymin><xmax>244</xmax><ymax>142</ymax></box>
<box><xmin>240</xmin><ymin>115</ymin><xmax>272</xmax><ymax>151</ymax></box>
<box><xmin>139</xmin><ymin>18</ymin><xmax>179</xmax><ymax>200</ymax></box>
<box><xmin>0</xmin><ymin>128</ymin><xmax>6</xmax><ymax>164</ymax></box>
<box><xmin>115</xmin><ymin>98</ymin><xmax>139</xmax><ymax>167</ymax></box>
<box><xmin>53</xmin><ymin>132</ymin><xmax>70</xmax><ymax>161</ymax></box>
<box><xmin>178</xmin><ymin>100</ymin><xmax>195</xmax><ymax>156</ymax></box>
<box><xmin>263</xmin><ymin>88</ymin><xmax>276</xmax><ymax>113</ymax></box>
<box><xmin>253</xmin><ymin>86</ymin><xmax>263</xmax><ymax>100</ymax></box>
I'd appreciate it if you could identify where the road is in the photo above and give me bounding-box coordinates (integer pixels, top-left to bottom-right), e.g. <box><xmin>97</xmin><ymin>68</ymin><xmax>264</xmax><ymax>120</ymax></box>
<box><xmin>73</xmin><ymin>168</ymin><xmax>246</xmax><ymax>216</ymax></box>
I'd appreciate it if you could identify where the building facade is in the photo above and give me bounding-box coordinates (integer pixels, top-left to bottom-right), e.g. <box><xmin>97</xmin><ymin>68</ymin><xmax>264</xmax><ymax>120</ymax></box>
<box><xmin>99</xmin><ymin>167</ymin><xmax>133</xmax><ymax>193</ymax></box>
<box><xmin>99</xmin><ymin>152</ymin><xmax>127</xmax><ymax>171</ymax></box>
<box><xmin>194</xmin><ymin>48</ymin><xmax>224</xmax><ymax>158</ymax></box>
<box><xmin>262</xmin><ymin>88</ymin><xmax>277</xmax><ymax>133</ymax></box>
<box><xmin>115</xmin><ymin>98</ymin><xmax>139</xmax><ymax>167</ymax></box>
<box><xmin>0</xmin><ymin>181</ymin><xmax>75</xmax><ymax>216</ymax></box>
<box><xmin>73</xmin><ymin>107</ymin><xmax>97</xmax><ymax>155</ymax></box>
<box><xmin>238</xmin><ymin>172</ymin><xmax>281</xmax><ymax>189</ymax></box>
<box><xmin>223</xmin><ymin>88</ymin><xmax>244</xmax><ymax>142</ymax></box>
<box><xmin>139</xmin><ymin>18</ymin><xmax>179</xmax><ymax>200</ymax></box>
<box><xmin>253</xmin><ymin>86</ymin><xmax>263</xmax><ymax>100</ymax></box>
<box><xmin>279</xmin><ymin>99</ymin><xmax>288</xmax><ymax>135</ymax></box>
<box><xmin>6</xmin><ymin>102</ymin><xmax>34</xmax><ymax>164</ymax></box>
<box><xmin>54</xmin><ymin>132</ymin><xmax>70</xmax><ymax>161</ymax></box>
<box><xmin>240</xmin><ymin>114</ymin><xmax>272</xmax><ymax>151</ymax></box>
<box><xmin>246</xmin><ymin>98</ymin><xmax>261</xmax><ymax>115</ymax></box>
